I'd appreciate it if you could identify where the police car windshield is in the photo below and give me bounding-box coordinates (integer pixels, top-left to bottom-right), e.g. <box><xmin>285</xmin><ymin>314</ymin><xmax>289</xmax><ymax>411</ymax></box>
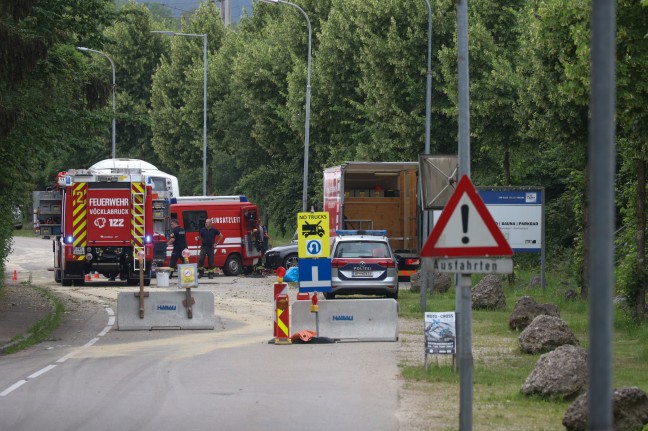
<box><xmin>334</xmin><ymin>241</ymin><xmax>389</xmax><ymax>259</ymax></box>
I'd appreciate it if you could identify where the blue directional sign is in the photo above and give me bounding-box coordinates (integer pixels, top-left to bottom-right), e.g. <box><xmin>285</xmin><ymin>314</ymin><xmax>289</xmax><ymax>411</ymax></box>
<box><xmin>307</xmin><ymin>240</ymin><xmax>322</xmax><ymax>255</ymax></box>
<box><xmin>298</xmin><ymin>258</ymin><xmax>332</xmax><ymax>293</ymax></box>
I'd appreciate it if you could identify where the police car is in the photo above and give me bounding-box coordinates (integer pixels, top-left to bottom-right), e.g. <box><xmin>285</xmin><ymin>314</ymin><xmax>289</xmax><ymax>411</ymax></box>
<box><xmin>326</xmin><ymin>230</ymin><xmax>399</xmax><ymax>300</ymax></box>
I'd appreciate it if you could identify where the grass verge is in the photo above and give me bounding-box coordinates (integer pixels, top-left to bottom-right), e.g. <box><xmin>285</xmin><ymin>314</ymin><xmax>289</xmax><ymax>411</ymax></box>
<box><xmin>398</xmin><ymin>270</ymin><xmax>648</xmax><ymax>431</ymax></box>
<box><xmin>2</xmin><ymin>287</ymin><xmax>65</xmax><ymax>355</ymax></box>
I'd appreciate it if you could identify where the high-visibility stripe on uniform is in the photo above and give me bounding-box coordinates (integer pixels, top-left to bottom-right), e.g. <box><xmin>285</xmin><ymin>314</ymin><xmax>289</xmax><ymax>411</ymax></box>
<box><xmin>71</xmin><ymin>183</ymin><xmax>87</xmax><ymax>261</ymax></box>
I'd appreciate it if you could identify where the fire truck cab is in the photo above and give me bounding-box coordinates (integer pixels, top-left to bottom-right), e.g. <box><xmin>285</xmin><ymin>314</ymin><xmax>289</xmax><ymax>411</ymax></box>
<box><xmin>166</xmin><ymin>197</ymin><xmax>263</xmax><ymax>276</ymax></box>
<box><xmin>44</xmin><ymin>169</ymin><xmax>155</xmax><ymax>286</ymax></box>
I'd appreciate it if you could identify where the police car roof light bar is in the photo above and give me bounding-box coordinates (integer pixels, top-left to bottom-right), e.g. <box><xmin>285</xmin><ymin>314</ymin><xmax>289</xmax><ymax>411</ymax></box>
<box><xmin>336</xmin><ymin>229</ymin><xmax>388</xmax><ymax>237</ymax></box>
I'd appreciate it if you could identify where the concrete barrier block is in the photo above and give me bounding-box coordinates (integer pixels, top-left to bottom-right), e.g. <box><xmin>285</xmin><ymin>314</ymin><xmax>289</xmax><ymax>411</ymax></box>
<box><xmin>117</xmin><ymin>290</ymin><xmax>216</xmax><ymax>330</ymax></box>
<box><xmin>291</xmin><ymin>299</ymin><xmax>398</xmax><ymax>341</ymax></box>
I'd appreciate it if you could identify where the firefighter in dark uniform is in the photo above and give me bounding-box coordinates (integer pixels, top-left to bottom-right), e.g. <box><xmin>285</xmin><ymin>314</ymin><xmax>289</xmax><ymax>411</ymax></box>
<box><xmin>197</xmin><ymin>219</ymin><xmax>224</xmax><ymax>278</ymax></box>
<box><xmin>168</xmin><ymin>219</ymin><xmax>187</xmax><ymax>276</ymax></box>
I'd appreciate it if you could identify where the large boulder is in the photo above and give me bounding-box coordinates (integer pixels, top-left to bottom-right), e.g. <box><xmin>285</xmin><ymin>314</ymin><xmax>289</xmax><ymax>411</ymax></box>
<box><xmin>409</xmin><ymin>271</ymin><xmax>452</xmax><ymax>294</ymax></box>
<box><xmin>563</xmin><ymin>386</ymin><xmax>648</xmax><ymax>431</ymax></box>
<box><xmin>521</xmin><ymin>344</ymin><xmax>588</xmax><ymax>399</ymax></box>
<box><xmin>472</xmin><ymin>274</ymin><xmax>506</xmax><ymax>310</ymax></box>
<box><xmin>519</xmin><ymin>314</ymin><xmax>579</xmax><ymax>354</ymax></box>
<box><xmin>509</xmin><ymin>296</ymin><xmax>560</xmax><ymax>331</ymax></box>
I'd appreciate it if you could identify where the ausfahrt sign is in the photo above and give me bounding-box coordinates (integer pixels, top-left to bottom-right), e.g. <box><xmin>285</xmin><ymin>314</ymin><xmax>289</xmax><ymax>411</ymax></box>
<box><xmin>421</xmin><ymin>176</ymin><xmax>513</xmax><ymax>274</ymax></box>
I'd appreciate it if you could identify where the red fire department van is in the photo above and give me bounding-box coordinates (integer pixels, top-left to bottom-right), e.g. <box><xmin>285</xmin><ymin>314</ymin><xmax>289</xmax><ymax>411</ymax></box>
<box><xmin>164</xmin><ymin>196</ymin><xmax>263</xmax><ymax>276</ymax></box>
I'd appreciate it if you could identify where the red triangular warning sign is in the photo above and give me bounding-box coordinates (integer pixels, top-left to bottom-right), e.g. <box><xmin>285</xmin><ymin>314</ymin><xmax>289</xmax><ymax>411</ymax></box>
<box><xmin>421</xmin><ymin>175</ymin><xmax>513</xmax><ymax>258</ymax></box>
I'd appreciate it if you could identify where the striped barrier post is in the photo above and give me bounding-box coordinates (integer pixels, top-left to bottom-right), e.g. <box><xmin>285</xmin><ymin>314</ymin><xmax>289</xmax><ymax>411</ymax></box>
<box><xmin>274</xmin><ymin>282</ymin><xmax>291</xmax><ymax>344</ymax></box>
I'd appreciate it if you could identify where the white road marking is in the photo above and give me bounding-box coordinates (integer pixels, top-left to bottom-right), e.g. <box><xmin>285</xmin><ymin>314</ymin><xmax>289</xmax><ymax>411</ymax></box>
<box><xmin>28</xmin><ymin>365</ymin><xmax>57</xmax><ymax>379</ymax></box>
<box><xmin>1</xmin><ymin>307</ymin><xmax>113</xmax><ymax>397</ymax></box>
<box><xmin>0</xmin><ymin>380</ymin><xmax>27</xmax><ymax>397</ymax></box>
<box><xmin>83</xmin><ymin>338</ymin><xmax>99</xmax><ymax>348</ymax></box>
<box><xmin>56</xmin><ymin>351</ymin><xmax>76</xmax><ymax>363</ymax></box>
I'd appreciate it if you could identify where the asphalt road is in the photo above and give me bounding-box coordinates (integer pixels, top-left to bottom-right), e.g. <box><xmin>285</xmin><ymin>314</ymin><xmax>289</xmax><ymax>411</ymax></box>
<box><xmin>1</xmin><ymin>236</ymin><xmax>404</xmax><ymax>431</ymax></box>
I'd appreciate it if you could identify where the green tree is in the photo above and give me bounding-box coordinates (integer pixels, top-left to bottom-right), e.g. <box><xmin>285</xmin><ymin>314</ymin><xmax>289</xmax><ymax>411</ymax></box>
<box><xmin>150</xmin><ymin>1</ymin><xmax>225</xmax><ymax>195</ymax></box>
<box><xmin>514</xmin><ymin>0</ymin><xmax>591</xmax><ymax>293</ymax></box>
<box><xmin>311</xmin><ymin>0</ymin><xmax>366</xmax><ymax>166</ymax></box>
<box><xmin>614</xmin><ymin>0</ymin><xmax>648</xmax><ymax>320</ymax></box>
<box><xmin>104</xmin><ymin>1</ymin><xmax>169</xmax><ymax>165</ymax></box>
<box><xmin>0</xmin><ymin>0</ymin><xmax>115</xmax><ymax>275</ymax></box>
<box><xmin>229</xmin><ymin>4</ymin><xmax>304</xmax><ymax>232</ymax></box>
<box><xmin>353</xmin><ymin>0</ymin><xmax>436</xmax><ymax>161</ymax></box>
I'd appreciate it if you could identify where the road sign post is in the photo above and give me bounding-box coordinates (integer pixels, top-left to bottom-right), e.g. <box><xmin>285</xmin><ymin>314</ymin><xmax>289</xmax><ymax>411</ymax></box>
<box><xmin>297</xmin><ymin>212</ymin><xmax>332</xmax><ymax>295</ymax></box>
<box><xmin>421</xmin><ymin>175</ymin><xmax>513</xmax><ymax>431</ymax></box>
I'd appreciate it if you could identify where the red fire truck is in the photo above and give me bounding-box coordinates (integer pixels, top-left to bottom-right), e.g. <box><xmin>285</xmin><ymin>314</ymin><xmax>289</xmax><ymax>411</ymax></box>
<box><xmin>34</xmin><ymin>169</ymin><xmax>156</xmax><ymax>286</ymax></box>
<box><xmin>165</xmin><ymin>196</ymin><xmax>263</xmax><ymax>276</ymax></box>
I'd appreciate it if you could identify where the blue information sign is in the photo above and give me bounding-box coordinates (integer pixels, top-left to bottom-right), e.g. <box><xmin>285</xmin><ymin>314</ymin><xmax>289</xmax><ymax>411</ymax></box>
<box><xmin>477</xmin><ymin>188</ymin><xmax>543</xmax><ymax>252</ymax></box>
<box><xmin>298</xmin><ymin>259</ymin><xmax>332</xmax><ymax>293</ymax></box>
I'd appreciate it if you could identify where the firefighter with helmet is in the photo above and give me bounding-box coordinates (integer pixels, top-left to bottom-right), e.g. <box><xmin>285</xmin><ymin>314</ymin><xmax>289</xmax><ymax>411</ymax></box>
<box><xmin>197</xmin><ymin>219</ymin><xmax>224</xmax><ymax>279</ymax></box>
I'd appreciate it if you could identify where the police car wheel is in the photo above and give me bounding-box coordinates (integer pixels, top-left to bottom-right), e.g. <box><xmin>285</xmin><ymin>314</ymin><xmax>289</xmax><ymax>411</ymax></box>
<box><xmin>386</xmin><ymin>289</ymin><xmax>399</xmax><ymax>300</ymax></box>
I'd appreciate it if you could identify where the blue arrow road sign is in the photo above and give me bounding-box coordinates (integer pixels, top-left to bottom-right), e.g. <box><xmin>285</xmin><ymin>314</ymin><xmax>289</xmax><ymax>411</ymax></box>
<box><xmin>298</xmin><ymin>259</ymin><xmax>332</xmax><ymax>293</ymax></box>
<box><xmin>306</xmin><ymin>240</ymin><xmax>322</xmax><ymax>255</ymax></box>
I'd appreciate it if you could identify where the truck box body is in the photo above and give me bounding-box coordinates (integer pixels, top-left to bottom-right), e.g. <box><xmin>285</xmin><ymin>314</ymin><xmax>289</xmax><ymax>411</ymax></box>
<box><xmin>324</xmin><ymin>162</ymin><xmax>420</xmax><ymax>278</ymax></box>
<box><xmin>166</xmin><ymin>199</ymin><xmax>263</xmax><ymax>276</ymax></box>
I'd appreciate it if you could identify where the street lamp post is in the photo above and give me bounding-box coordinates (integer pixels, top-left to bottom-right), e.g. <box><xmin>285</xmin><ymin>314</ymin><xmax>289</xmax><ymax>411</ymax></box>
<box><xmin>419</xmin><ymin>0</ymin><xmax>434</xmax><ymax>324</ymax></box>
<box><xmin>77</xmin><ymin>47</ymin><xmax>116</xmax><ymax>159</ymax></box>
<box><xmin>152</xmin><ymin>31</ymin><xmax>208</xmax><ymax>196</ymax></box>
<box><xmin>423</xmin><ymin>0</ymin><xmax>432</xmax><ymax>155</ymax></box>
<box><xmin>260</xmin><ymin>0</ymin><xmax>312</xmax><ymax>212</ymax></box>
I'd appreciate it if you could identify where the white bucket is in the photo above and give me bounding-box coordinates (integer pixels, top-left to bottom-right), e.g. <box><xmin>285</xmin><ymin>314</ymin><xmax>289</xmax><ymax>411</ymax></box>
<box><xmin>156</xmin><ymin>270</ymin><xmax>170</xmax><ymax>288</ymax></box>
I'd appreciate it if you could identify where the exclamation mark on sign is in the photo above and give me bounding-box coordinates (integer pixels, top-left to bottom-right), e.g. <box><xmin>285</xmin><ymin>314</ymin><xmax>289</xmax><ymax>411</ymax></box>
<box><xmin>461</xmin><ymin>204</ymin><xmax>469</xmax><ymax>244</ymax></box>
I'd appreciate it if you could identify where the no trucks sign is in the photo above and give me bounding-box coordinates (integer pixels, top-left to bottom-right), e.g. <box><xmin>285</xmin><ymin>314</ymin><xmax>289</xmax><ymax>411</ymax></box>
<box><xmin>297</xmin><ymin>212</ymin><xmax>330</xmax><ymax>258</ymax></box>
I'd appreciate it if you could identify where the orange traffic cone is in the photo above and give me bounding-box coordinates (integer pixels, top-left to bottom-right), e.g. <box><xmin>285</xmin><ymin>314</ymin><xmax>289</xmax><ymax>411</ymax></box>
<box><xmin>84</xmin><ymin>273</ymin><xmax>92</xmax><ymax>282</ymax></box>
<box><xmin>93</xmin><ymin>271</ymin><xmax>100</xmax><ymax>279</ymax></box>
<box><xmin>12</xmin><ymin>270</ymin><xmax>17</xmax><ymax>281</ymax></box>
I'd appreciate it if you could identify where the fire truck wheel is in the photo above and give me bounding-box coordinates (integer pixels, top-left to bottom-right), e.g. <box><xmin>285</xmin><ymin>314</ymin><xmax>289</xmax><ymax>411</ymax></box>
<box><xmin>223</xmin><ymin>255</ymin><xmax>242</xmax><ymax>276</ymax></box>
<box><xmin>54</xmin><ymin>270</ymin><xmax>61</xmax><ymax>283</ymax></box>
<box><xmin>62</xmin><ymin>278</ymin><xmax>72</xmax><ymax>287</ymax></box>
